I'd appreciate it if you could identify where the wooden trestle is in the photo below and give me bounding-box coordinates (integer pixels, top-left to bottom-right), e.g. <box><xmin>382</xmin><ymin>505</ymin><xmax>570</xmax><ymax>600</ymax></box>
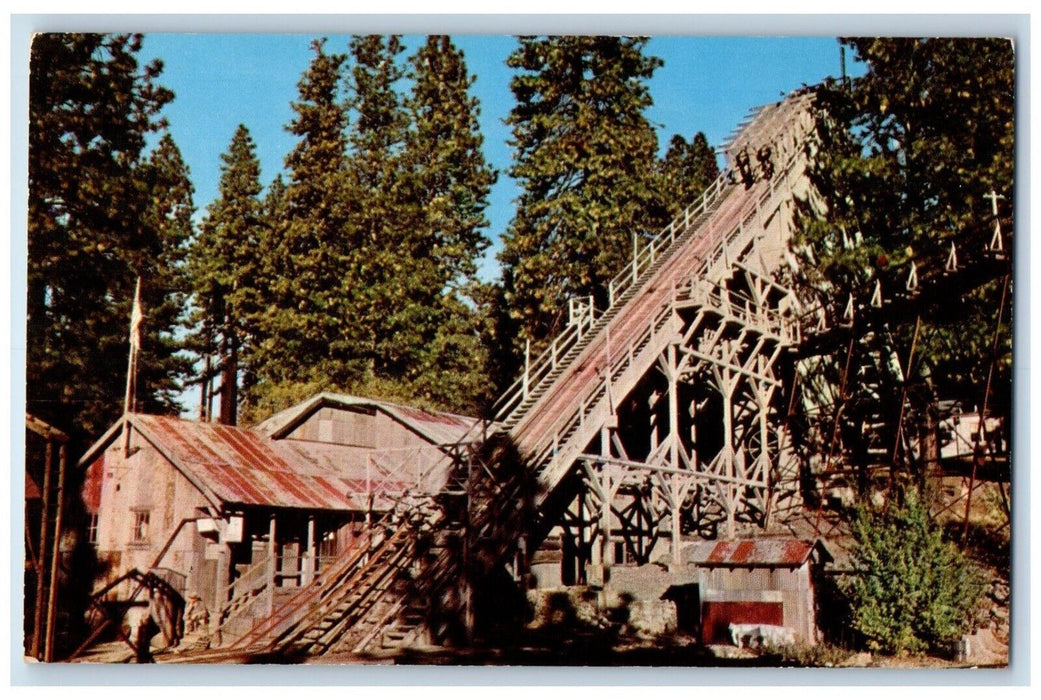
<box><xmin>177</xmin><ymin>89</ymin><xmax>824</xmax><ymax>660</ymax></box>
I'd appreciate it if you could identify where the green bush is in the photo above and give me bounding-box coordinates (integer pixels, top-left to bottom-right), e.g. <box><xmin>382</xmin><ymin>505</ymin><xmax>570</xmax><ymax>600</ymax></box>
<box><xmin>841</xmin><ymin>489</ymin><xmax>986</xmax><ymax>655</ymax></box>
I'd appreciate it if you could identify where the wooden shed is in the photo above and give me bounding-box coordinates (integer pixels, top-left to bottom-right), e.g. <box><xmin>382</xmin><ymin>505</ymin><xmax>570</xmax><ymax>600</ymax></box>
<box><xmin>683</xmin><ymin>538</ymin><xmax>831</xmax><ymax>646</ymax></box>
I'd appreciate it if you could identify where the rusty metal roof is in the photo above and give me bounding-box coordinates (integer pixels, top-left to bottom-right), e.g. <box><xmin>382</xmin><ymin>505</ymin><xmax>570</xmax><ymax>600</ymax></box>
<box><xmin>384</xmin><ymin>402</ymin><xmax>480</xmax><ymax>445</ymax></box>
<box><xmin>253</xmin><ymin>392</ymin><xmax>482</xmax><ymax>446</ymax></box>
<box><xmin>683</xmin><ymin>538</ymin><xmax>830</xmax><ymax>568</ymax></box>
<box><xmin>128</xmin><ymin>414</ymin><xmax>409</xmax><ymax>512</ymax></box>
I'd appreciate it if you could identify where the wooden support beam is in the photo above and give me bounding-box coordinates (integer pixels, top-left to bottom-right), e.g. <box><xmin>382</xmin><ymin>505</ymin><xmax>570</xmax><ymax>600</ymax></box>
<box><xmin>304</xmin><ymin>516</ymin><xmax>316</xmax><ymax>586</ymax></box>
<box><xmin>579</xmin><ymin>454</ymin><xmax>766</xmax><ymax>489</ymax></box>
<box><xmin>31</xmin><ymin>438</ymin><xmax>53</xmax><ymax>660</ymax></box>
<box><xmin>267</xmin><ymin>514</ymin><xmax>277</xmax><ymax>616</ymax></box>
<box><xmin>682</xmin><ymin>346</ymin><xmax>781</xmax><ymax>387</ymax></box>
<box><xmin>44</xmin><ymin>442</ymin><xmax>67</xmax><ymax>662</ymax></box>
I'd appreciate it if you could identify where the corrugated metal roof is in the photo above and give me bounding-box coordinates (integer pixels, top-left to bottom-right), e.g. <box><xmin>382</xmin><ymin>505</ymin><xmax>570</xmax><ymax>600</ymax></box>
<box><xmin>130</xmin><ymin>414</ymin><xmax>410</xmax><ymax>512</ymax></box>
<box><xmin>253</xmin><ymin>392</ymin><xmax>482</xmax><ymax>446</ymax></box>
<box><xmin>382</xmin><ymin>402</ymin><xmax>480</xmax><ymax>445</ymax></box>
<box><xmin>683</xmin><ymin>538</ymin><xmax>828</xmax><ymax>568</ymax></box>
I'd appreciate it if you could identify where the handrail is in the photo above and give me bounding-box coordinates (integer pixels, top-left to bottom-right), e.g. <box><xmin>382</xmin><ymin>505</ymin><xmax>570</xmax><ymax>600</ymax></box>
<box><xmin>491</xmin><ymin>92</ymin><xmax>816</xmax><ymax>430</ymax></box>
<box><xmin>491</xmin><ymin>314</ymin><xmax>591</xmax><ymax>418</ymax></box>
<box><xmin>489</xmin><ymin>169</ymin><xmax>731</xmax><ymax>423</ymax></box>
<box><xmin>516</xmin><ymin>130</ymin><xmax>814</xmax><ymax>489</ymax></box>
<box><xmin>606</xmin><ymin>174</ymin><xmax>728</xmax><ymax>306</ymax></box>
<box><xmin>366</xmin><ymin>444</ymin><xmax>454</xmax><ymax>497</ymax></box>
<box><xmin>214</xmin><ymin>551</ymin><xmax>275</xmax><ymax>636</ymax></box>
<box><xmin>274</xmin><ymin>526</ymin><xmax>417</xmax><ymax>653</ymax></box>
<box><xmin>226</xmin><ymin>515</ymin><xmax>395</xmax><ymax>649</ymax></box>
<box><xmin>678</xmin><ymin>282</ymin><xmax>793</xmax><ymax>342</ymax></box>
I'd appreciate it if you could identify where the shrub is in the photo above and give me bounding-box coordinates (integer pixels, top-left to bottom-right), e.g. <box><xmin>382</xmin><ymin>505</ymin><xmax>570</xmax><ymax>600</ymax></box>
<box><xmin>764</xmin><ymin>641</ymin><xmax>851</xmax><ymax>668</ymax></box>
<box><xmin>841</xmin><ymin>488</ymin><xmax>986</xmax><ymax>655</ymax></box>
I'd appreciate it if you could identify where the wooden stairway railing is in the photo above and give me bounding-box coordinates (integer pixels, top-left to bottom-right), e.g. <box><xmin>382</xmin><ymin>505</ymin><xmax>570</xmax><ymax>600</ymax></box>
<box><xmin>511</xmin><ymin>125</ymin><xmax>814</xmax><ymax>508</ymax></box>
<box><xmin>221</xmin><ymin>513</ymin><xmax>399</xmax><ymax>651</ymax></box>
<box><xmin>174</xmin><ymin>91</ymin><xmax>820</xmax><ymax>661</ymax></box>
<box><xmin>338</xmin><ymin>91</ymin><xmax>820</xmax><ymax>656</ymax></box>
<box><xmin>212</xmin><ymin>551</ymin><xmax>274</xmax><ymax>643</ymax></box>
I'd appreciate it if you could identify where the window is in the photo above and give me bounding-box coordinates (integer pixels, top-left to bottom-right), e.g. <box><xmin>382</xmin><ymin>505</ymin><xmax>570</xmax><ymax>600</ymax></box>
<box><xmin>87</xmin><ymin>513</ymin><xmax>99</xmax><ymax>545</ymax></box>
<box><xmin>131</xmin><ymin>509</ymin><xmax>150</xmax><ymax>544</ymax></box>
<box><xmin>319</xmin><ymin>530</ymin><xmax>337</xmax><ymax>559</ymax></box>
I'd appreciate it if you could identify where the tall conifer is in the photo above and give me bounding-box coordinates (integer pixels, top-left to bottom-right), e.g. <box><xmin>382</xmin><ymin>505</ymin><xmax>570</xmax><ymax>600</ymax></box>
<box><xmin>403</xmin><ymin>35</ymin><xmax>497</xmax><ymax>412</ymax></box>
<box><xmin>343</xmin><ymin>35</ymin><xmax>420</xmax><ymax>379</ymax></box>
<box><xmin>256</xmin><ymin>39</ymin><xmax>359</xmax><ymax>397</ymax></box>
<box><xmin>135</xmin><ymin>134</ymin><xmax>195</xmax><ymax>416</ymax></box>
<box><xmin>187</xmin><ymin>125</ymin><xmax>265</xmax><ymax>424</ymax></box>
<box><xmin>28</xmin><ymin>33</ymin><xmax>177</xmax><ymax>444</ymax></box>
<box><xmin>499</xmin><ymin>36</ymin><xmax>665</xmax><ymax>355</ymax></box>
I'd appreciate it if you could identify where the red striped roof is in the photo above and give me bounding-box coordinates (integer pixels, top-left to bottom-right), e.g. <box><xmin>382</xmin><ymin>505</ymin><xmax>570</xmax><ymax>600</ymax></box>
<box><xmin>684</xmin><ymin>538</ymin><xmax>829</xmax><ymax>568</ymax></box>
<box><xmin>130</xmin><ymin>414</ymin><xmax>408</xmax><ymax>511</ymax></box>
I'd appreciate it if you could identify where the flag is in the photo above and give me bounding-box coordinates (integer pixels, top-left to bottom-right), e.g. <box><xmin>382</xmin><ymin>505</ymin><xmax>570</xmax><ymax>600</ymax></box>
<box><xmin>130</xmin><ymin>278</ymin><xmax>143</xmax><ymax>350</ymax></box>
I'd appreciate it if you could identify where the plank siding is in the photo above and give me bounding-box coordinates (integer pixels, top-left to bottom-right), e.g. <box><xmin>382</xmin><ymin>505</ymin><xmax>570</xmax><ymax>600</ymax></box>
<box><xmin>693</xmin><ymin>561</ymin><xmax>816</xmax><ymax>644</ymax></box>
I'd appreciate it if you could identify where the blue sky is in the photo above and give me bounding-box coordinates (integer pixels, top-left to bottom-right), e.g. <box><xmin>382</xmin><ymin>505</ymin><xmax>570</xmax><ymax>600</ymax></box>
<box><xmin>140</xmin><ymin>34</ymin><xmax>852</xmax><ymax>281</ymax></box>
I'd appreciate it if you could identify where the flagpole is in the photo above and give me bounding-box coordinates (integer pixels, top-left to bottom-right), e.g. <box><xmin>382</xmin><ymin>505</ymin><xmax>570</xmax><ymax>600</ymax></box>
<box><xmin>124</xmin><ymin>277</ymin><xmax>142</xmax><ymax>455</ymax></box>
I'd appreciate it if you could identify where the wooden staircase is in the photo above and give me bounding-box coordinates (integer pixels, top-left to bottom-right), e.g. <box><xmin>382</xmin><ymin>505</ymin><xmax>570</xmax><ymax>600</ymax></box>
<box><xmin>193</xmin><ymin>90</ymin><xmax>819</xmax><ymax>660</ymax></box>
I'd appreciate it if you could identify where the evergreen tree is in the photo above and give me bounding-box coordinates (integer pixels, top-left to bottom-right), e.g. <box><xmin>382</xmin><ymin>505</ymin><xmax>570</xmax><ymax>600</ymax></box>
<box><xmin>28</xmin><ymin>33</ymin><xmax>176</xmax><ymax>445</ymax></box>
<box><xmin>658</xmin><ymin>132</ymin><xmax>720</xmax><ymax>217</ymax></box>
<box><xmin>242</xmin><ymin>35</ymin><xmax>497</xmax><ymax>419</ymax></box>
<box><xmin>253</xmin><ymin>39</ymin><xmax>359</xmax><ymax>401</ymax></box>
<box><xmin>405</xmin><ymin>35</ymin><xmax>496</xmax><ymax>293</ymax></box>
<box><xmin>403</xmin><ymin>36</ymin><xmax>498</xmax><ymax>413</ymax></box>
<box><xmin>262</xmin><ymin>173</ymin><xmax>288</xmax><ymax>223</ymax></box>
<box><xmin>499</xmin><ymin>36</ymin><xmax>666</xmax><ymax>357</ymax></box>
<box><xmin>135</xmin><ymin>134</ymin><xmax>195</xmax><ymax>416</ymax></box>
<box><xmin>343</xmin><ymin>34</ymin><xmax>424</xmax><ymax>380</ymax></box>
<box><xmin>187</xmin><ymin>125</ymin><xmax>265</xmax><ymax>425</ymax></box>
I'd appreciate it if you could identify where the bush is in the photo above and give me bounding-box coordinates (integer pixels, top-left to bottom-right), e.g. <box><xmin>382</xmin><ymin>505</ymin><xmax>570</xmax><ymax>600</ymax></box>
<box><xmin>841</xmin><ymin>488</ymin><xmax>986</xmax><ymax>655</ymax></box>
<box><xmin>763</xmin><ymin>641</ymin><xmax>851</xmax><ymax>668</ymax></box>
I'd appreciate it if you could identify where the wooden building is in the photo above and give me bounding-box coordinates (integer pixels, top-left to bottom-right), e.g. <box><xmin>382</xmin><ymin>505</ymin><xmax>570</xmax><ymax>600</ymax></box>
<box><xmin>683</xmin><ymin>538</ymin><xmax>831</xmax><ymax>646</ymax></box>
<box><xmin>78</xmin><ymin>393</ymin><xmax>479</xmax><ymax>644</ymax></box>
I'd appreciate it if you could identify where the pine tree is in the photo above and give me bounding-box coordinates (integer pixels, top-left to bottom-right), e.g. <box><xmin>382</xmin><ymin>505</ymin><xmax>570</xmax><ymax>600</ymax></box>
<box><xmin>658</xmin><ymin>132</ymin><xmax>720</xmax><ymax>217</ymax></box>
<box><xmin>28</xmin><ymin>33</ymin><xmax>176</xmax><ymax>445</ymax></box>
<box><xmin>343</xmin><ymin>34</ymin><xmax>424</xmax><ymax>381</ymax></box>
<box><xmin>262</xmin><ymin>173</ymin><xmax>288</xmax><ymax>223</ymax></box>
<box><xmin>403</xmin><ymin>36</ymin><xmax>497</xmax><ymax>413</ymax></box>
<box><xmin>405</xmin><ymin>35</ymin><xmax>496</xmax><ymax>293</ymax></box>
<box><xmin>135</xmin><ymin>134</ymin><xmax>195</xmax><ymax>416</ymax></box>
<box><xmin>187</xmin><ymin>124</ymin><xmax>266</xmax><ymax>425</ymax></box>
<box><xmin>499</xmin><ymin>36</ymin><xmax>666</xmax><ymax>357</ymax></box>
<box><xmin>253</xmin><ymin>39</ymin><xmax>360</xmax><ymax>401</ymax></box>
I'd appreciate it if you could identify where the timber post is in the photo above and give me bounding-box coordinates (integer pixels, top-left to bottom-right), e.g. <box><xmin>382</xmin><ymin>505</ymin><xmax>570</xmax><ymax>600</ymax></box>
<box><xmin>30</xmin><ymin>438</ymin><xmax>53</xmax><ymax>659</ymax></box>
<box><xmin>304</xmin><ymin>515</ymin><xmax>316</xmax><ymax>585</ymax></box>
<box><xmin>44</xmin><ymin>441</ymin><xmax>67</xmax><ymax>662</ymax></box>
<box><xmin>267</xmin><ymin>514</ymin><xmax>277</xmax><ymax>617</ymax></box>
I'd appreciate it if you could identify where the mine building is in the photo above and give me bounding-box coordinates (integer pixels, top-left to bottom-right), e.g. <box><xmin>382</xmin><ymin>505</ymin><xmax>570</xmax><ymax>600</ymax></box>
<box><xmin>78</xmin><ymin>393</ymin><xmax>479</xmax><ymax>645</ymax></box>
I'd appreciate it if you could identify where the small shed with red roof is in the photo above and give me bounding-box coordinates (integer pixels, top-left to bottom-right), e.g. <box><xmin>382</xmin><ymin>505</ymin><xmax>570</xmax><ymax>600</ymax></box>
<box><xmin>683</xmin><ymin>538</ymin><xmax>831</xmax><ymax>646</ymax></box>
